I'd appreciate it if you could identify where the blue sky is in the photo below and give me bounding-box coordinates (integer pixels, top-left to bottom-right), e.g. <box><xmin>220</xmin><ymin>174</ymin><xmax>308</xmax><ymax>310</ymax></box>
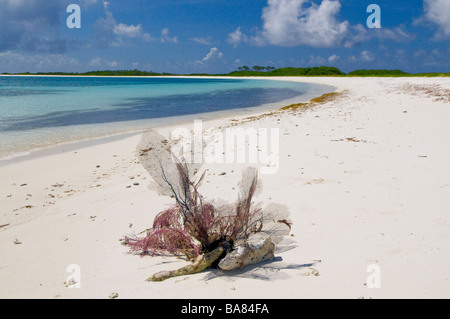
<box><xmin>0</xmin><ymin>0</ymin><xmax>449</xmax><ymax>73</ymax></box>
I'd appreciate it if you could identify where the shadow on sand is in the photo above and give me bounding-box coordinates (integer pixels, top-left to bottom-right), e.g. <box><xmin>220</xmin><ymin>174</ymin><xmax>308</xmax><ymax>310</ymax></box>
<box><xmin>202</xmin><ymin>257</ymin><xmax>317</xmax><ymax>281</ymax></box>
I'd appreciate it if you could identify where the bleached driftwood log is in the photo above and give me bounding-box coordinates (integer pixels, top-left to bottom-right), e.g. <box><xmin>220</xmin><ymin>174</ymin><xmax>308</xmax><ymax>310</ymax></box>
<box><xmin>147</xmin><ymin>247</ymin><xmax>224</xmax><ymax>282</ymax></box>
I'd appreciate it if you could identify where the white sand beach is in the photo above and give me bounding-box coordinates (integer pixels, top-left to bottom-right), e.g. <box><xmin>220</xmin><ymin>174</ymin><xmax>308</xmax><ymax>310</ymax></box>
<box><xmin>0</xmin><ymin>76</ymin><xmax>449</xmax><ymax>299</ymax></box>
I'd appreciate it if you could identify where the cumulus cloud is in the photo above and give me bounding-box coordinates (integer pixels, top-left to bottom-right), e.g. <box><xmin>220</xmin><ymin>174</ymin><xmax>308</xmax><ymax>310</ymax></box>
<box><xmin>114</xmin><ymin>24</ymin><xmax>143</xmax><ymax>38</ymax></box>
<box><xmin>196</xmin><ymin>47</ymin><xmax>224</xmax><ymax>64</ymax></box>
<box><xmin>203</xmin><ymin>47</ymin><xmax>223</xmax><ymax>62</ymax></box>
<box><xmin>230</xmin><ymin>0</ymin><xmax>412</xmax><ymax>48</ymax></box>
<box><xmin>423</xmin><ymin>0</ymin><xmax>450</xmax><ymax>38</ymax></box>
<box><xmin>254</xmin><ymin>0</ymin><xmax>351</xmax><ymax>47</ymax></box>
<box><xmin>95</xmin><ymin>1</ymin><xmax>153</xmax><ymax>47</ymax></box>
<box><xmin>228</xmin><ymin>27</ymin><xmax>248</xmax><ymax>47</ymax></box>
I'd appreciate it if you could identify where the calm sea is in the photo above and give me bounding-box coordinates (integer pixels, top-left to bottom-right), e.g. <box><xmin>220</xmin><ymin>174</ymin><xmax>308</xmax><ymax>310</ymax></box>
<box><xmin>0</xmin><ymin>76</ymin><xmax>333</xmax><ymax>159</ymax></box>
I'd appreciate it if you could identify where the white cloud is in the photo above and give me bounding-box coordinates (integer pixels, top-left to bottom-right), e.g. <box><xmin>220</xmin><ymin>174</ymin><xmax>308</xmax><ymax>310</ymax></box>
<box><xmin>90</xmin><ymin>57</ymin><xmax>120</xmax><ymax>69</ymax></box>
<box><xmin>114</xmin><ymin>24</ymin><xmax>144</xmax><ymax>38</ymax></box>
<box><xmin>375</xmin><ymin>26</ymin><xmax>414</xmax><ymax>42</ymax></box>
<box><xmin>230</xmin><ymin>0</ymin><xmax>412</xmax><ymax>49</ymax></box>
<box><xmin>190</xmin><ymin>37</ymin><xmax>214</xmax><ymax>45</ymax></box>
<box><xmin>361</xmin><ymin>50</ymin><xmax>375</xmax><ymax>62</ymax></box>
<box><xmin>328</xmin><ymin>54</ymin><xmax>340</xmax><ymax>63</ymax></box>
<box><xmin>254</xmin><ymin>0</ymin><xmax>351</xmax><ymax>47</ymax></box>
<box><xmin>308</xmin><ymin>55</ymin><xmax>326</xmax><ymax>65</ymax></box>
<box><xmin>0</xmin><ymin>51</ymin><xmax>80</xmax><ymax>72</ymax></box>
<box><xmin>95</xmin><ymin>2</ymin><xmax>153</xmax><ymax>46</ymax></box>
<box><xmin>347</xmin><ymin>50</ymin><xmax>376</xmax><ymax>64</ymax></box>
<box><xmin>196</xmin><ymin>47</ymin><xmax>224</xmax><ymax>64</ymax></box>
<box><xmin>423</xmin><ymin>0</ymin><xmax>450</xmax><ymax>38</ymax></box>
<box><xmin>160</xmin><ymin>28</ymin><xmax>178</xmax><ymax>43</ymax></box>
<box><xmin>203</xmin><ymin>47</ymin><xmax>223</xmax><ymax>62</ymax></box>
<box><xmin>228</xmin><ymin>27</ymin><xmax>248</xmax><ymax>47</ymax></box>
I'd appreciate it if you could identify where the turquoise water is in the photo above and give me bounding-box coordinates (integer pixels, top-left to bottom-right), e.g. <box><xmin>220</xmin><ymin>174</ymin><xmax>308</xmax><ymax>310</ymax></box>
<box><xmin>0</xmin><ymin>76</ymin><xmax>333</xmax><ymax>159</ymax></box>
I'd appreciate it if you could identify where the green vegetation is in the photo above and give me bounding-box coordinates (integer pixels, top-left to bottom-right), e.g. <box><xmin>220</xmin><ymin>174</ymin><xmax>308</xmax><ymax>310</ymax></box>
<box><xmin>229</xmin><ymin>66</ymin><xmax>345</xmax><ymax>76</ymax></box>
<box><xmin>12</xmin><ymin>69</ymin><xmax>168</xmax><ymax>76</ymax></box>
<box><xmin>229</xmin><ymin>66</ymin><xmax>448</xmax><ymax>77</ymax></box>
<box><xmin>347</xmin><ymin>69</ymin><xmax>409</xmax><ymax>76</ymax></box>
<box><xmin>82</xmin><ymin>70</ymin><xmax>168</xmax><ymax>76</ymax></box>
<box><xmin>2</xmin><ymin>67</ymin><xmax>449</xmax><ymax>77</ymax></box>
<box><xmin>411</xmin><ymin>72</ymin><xmax>450</xmax><ymax>77</ymax></box>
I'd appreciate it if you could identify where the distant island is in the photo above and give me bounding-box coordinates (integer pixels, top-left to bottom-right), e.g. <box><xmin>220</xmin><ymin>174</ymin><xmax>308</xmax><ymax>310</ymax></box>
<box><xmin>2</xmin><ymin>66</ymin><xmax>449</xmax><ymax>77</ymax></box>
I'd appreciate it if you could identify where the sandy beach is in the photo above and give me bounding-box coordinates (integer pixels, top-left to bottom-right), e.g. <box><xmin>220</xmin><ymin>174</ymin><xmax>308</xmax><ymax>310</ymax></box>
<box><xmin>1</xmin><ymin>76</ymin><xmax>449</xmax><ymax>299</ymax></box>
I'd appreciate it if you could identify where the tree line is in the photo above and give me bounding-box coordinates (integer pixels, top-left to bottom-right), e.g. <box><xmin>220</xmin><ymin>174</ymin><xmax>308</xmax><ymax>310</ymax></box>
<box><xmin>2</xmin><ymin>67</ymin><xmax>448</xmax><ymax>77</ymax></box>
<box><xmin>236</xmin><ymin>66</ymin><xmax>276</xmax><ymax>72</ymax></box>
<box><xmin>230</xmin><ymin>66</ymin><xmax>345</xmax><ymax>76</ymax></box>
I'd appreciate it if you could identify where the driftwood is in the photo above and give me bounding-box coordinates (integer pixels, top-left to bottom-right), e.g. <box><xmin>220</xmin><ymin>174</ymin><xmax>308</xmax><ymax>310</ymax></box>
<box><xmin>147</xmin><ymin>247</ymin><xmax>224</xmax><ymax>282</ymax></box>
<box><xmin>218</xmin><ymin>236</ymin><xmax>275</xmax><ymax>271</ymax></box>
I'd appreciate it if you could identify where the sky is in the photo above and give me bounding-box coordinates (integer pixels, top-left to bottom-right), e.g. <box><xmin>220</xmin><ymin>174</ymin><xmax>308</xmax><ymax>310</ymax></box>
<box><xmin>0</xmin><ymin>0</ymin><xmax>449</xmax><ymax>74</ymax></box>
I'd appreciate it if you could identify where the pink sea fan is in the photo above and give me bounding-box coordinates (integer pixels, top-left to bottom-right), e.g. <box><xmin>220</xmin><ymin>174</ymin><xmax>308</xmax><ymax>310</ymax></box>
<box><xmin>152</xmin><ymin>205</ymin><xmax>184</xmax><ymax>230</ymax></box>
<box><xmin>124</xmin><ymin>204</ymin><xmax>201</xmax><ymax>258</ymax></box>
<box><xmin>125</xmin><ymin>139</ymin><xmax>276</xmax><ymax>262</ymax></box>
<box><xmin>125</xmin><ymin>227</ymin><xmax>200</xmax><ymax>259</ymax></box>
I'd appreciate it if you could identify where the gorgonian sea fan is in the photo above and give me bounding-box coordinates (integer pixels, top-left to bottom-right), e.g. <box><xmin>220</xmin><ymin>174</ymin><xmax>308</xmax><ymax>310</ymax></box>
<box><xmin>124</xmin><ymin>164</ymin><xmax>266</xmax><ymax>261</ymax></box>
<box><xmin>125</xmin><ymin>130</ymin><xmax>293</xmax><ymax>281</ymax></box>
<box><xmin>125</xmin><ymin>227</ymin><xmax>201</xmax><ymax>259</ymax></box>
<box><xmin>152</xmin><ymin>205</ymin><xmax>184</xmax><ymax>230</ymax></box>
<box><xmin>125</xmin><ymin>205</ymin><xmax>200</xmax><ymax>258</ymax></box>
<box><xmin>125</xmin><ymin>202</ymin><xmax>218</xmax><ymax>259</ymax></box>
<box><xmin>126</xmin><ymin>131</ymin><xmax>271</xmax><ymax>262</ymax></box>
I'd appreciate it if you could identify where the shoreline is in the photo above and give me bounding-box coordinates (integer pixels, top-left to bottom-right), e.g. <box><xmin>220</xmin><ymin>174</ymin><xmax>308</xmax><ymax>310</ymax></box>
<box><xmin>1</xmin><ymin>76</ymin><xmax>449</xmax><ymax>299</ymax></box>
<box><xmin>0</xmin><ymin>76</ymin><xmax>336</xmax><ymax>165</ymax></box>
